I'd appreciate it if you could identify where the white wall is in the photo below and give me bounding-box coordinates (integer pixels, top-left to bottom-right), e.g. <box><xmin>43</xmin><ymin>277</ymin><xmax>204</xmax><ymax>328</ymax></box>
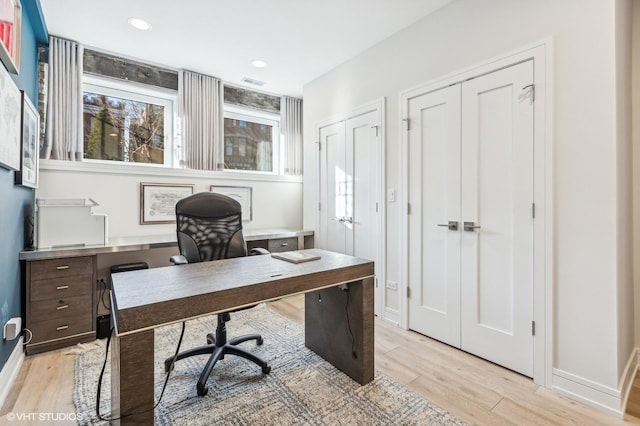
<box><xmin>303</xmin><ymin>0</ymin><xmax>633</xmax><ymax>408</ymax></box>
<box><xmin>614</xmin><ymin>0</ymin><xmax>634</xmax><ymax>383</ymax></box>
<box><xmin>634</xmin><ymin>0</ymin><xmax>640</xmax><ymax>350</ymax></box>
<box><xmin>37</xmin><ymin>160</ymin><xmax>302</xmax><ymax>238</ymax></box>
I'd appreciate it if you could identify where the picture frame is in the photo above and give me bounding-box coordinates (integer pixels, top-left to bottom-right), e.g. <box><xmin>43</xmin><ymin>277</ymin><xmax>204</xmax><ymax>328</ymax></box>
<box><xmin>210</xmin><ymin>185</ymin><xmax>253</xmax><ymax>221</ymax></box>
<box><xmin>0</xmin><ymin>0</ymin><xmax>21</xmax><ymax>74</ymax></box>
<box><xmin>140</xmin><ymin>183</ymin><xmax>194</xmax><ymax>225</ymax></box>
<box><xmin>15</xmin><ymin>91</ymin><xmax>39</xmax><ymax>187</ymax></box>
<box><xmin>0</xmin><ymin>59</ymin><xmax>21</xmax><ymax>170</ymax></box>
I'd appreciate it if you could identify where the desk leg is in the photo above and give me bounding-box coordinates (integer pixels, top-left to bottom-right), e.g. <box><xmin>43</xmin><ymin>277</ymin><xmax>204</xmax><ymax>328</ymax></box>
<box><xmin>111</xmin><ymin>329</ymin><xmax>155</xmax><ymax>425</ymax></box>
<box><xmin>304</xmin><ymin>277</ymin><xmax>374</xmax><ymax>384</ymax></box>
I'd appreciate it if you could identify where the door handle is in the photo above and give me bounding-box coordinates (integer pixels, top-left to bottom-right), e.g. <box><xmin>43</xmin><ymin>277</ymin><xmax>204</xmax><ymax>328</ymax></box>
<box><xmin>343</xmin><ymin>217</ymin><xmax>353</xmax><ymax>224</ymax></box>
<box><xmin>464</xmin><ymin>221</ymin><xmax>481</xmax><ymax>232</ymax></box>
<box><xmin>437</xmin><ymin>221</ymin><xmax>459</xmax><ymax>231</ymax></box>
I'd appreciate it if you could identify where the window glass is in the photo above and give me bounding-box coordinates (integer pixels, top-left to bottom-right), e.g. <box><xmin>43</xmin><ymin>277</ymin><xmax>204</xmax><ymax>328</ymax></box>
<box><xmin>82</xmin><ymin>77</ymin><xmax>175</xmax><ymax>166</ymax></box>
<box><xmin>223</xmin><ymin>107</ymin><xmax>279</xmax><ymax>173</ymax></box>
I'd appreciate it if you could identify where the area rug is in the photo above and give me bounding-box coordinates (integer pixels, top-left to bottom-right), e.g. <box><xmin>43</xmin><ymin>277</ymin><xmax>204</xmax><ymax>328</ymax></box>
<box><xmin>73</xmin><ymin>304</ymin><xmax>465</xmax><ymax>425</ymax></box>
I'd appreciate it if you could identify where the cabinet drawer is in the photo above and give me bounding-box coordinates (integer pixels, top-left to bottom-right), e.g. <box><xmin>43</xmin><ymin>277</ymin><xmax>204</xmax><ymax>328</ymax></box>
<box><xmin>268</xmin><ymin>237</ymin><xmax>298</xmax><ymax>253</ymax></box>
<box><xmin>30</xmin><ymin>314</ymin><xmax>93</xmax><ymax>343</ymax></box>
<box><xmin>30</xmin><ymin>275</ymin><xmax>92</xmax><ymax>301</ymax></box>
<box><xmin>30</xmin><ymin>256</ymin><xmax>93</xmax><ymax>280</ymax></box>
<box><xmin>30</xmin><ymin>294</ymin><xmax>92</xmax><ymax>322</ymax></box>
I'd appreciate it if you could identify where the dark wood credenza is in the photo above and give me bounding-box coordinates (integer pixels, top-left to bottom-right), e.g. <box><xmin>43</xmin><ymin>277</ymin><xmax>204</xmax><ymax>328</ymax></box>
<box><xmin>19</xmin><ymin>229</ymin><xmax>314</xmax><ymax>355</ymax></box>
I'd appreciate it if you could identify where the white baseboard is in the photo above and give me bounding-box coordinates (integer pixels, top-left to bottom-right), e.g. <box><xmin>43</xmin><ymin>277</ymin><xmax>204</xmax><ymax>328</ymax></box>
<box><xmin>621</xmin><ymin>348</ymin><xmax>640</xmax><ymax>415</ymax></box>
<box><xmin>0</xmin><ymin>338</ymin><xmax>24</xmax><ymax>412</ymax></box>
<box><xmin>552</xmin><ymin>367</ymin><xmax>623</xmax><ymax>417</ymax></box>
<box><xmin>382</xmin><ymin>307</ymin><xmax>399</xmax><ymax>327</ymax></box>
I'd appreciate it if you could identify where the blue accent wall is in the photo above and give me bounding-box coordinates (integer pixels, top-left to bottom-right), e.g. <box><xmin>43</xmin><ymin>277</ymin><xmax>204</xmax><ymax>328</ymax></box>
<box><xmin>0</xmin><ymin>0</ymin><xmax>47</xmax><ymax>374</ymax></box>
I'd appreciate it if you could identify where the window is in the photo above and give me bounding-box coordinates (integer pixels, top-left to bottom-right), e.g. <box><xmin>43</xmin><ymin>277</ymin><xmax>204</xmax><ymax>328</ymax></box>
<box><xmin>224</xmin><ymin>106</ymin><xmax>280</xmax><ymax>173</ymax></box>
<box><xmin>82</xmin><ymin>76</ymin><xmax>176</xmax><ymax>166</ymax></box>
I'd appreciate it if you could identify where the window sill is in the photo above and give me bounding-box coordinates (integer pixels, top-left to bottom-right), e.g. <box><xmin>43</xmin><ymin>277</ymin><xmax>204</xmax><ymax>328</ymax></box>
<box><xmin>39</xmin><ymin>159</ymin><xmax>303</xmax><ymax>183</ymax></box>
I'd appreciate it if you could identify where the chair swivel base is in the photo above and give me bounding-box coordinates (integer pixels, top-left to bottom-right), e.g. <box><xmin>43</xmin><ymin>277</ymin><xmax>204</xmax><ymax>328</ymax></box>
<box><xmin>165</xmin><ymin>333</ymin><xmax>271</xmax><ymax>397</ymax></box>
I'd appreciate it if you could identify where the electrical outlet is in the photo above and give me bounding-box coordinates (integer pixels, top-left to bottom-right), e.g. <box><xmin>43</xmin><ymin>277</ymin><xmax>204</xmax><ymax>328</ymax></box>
<box><xmin>3</xmin><ymin>317</ymin><xmax>21</xmax><ymax>340</ymax></box>
<box><xmin>386</xmin><ymin>280</ymin><xmax>398</xmax><ymax>290</ymax></box>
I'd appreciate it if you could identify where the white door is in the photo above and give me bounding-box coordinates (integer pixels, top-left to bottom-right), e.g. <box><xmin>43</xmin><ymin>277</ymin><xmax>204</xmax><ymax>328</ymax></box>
<box><xmin>408</xmin><ymin>60</ymin><xmax>534</xmax><ymax>377</ymax></box>
<box><xmin>460</xmin><ymin>62</ymin><xmax>534</xmax><ymax>376</ymax></box>
<box><xmin>319</xmin><ymin>121</ymin><xmax>346</xmax><ymax>253</ymax></box>
<box><xmin>408</xmin><ymin>84</ymin><xmax>462</xmax><ymax>347</ymax></box>
<box><xmin>318</xmin><ymin>109</ymin><xmax>382</xmax><ymax>314</ymax></box>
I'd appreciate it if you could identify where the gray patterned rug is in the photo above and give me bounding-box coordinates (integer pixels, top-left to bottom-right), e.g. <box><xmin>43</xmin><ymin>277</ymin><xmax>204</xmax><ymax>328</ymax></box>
<box><xmin>73</xmin><ymin>304</ymin><xmax>465</xmax><ymax>425</ymax></box>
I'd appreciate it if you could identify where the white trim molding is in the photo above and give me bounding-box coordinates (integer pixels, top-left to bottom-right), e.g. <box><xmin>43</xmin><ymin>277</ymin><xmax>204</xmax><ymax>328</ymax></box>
<box><xmin>0</xmin><ymin>339</ymin><xmax>25</xmax><ymax>412</ymax></box>
<box><xmin>552</xmin><ymin>367</ymin><xmax>625</xmax><ymax>417</ymax></box>
<box><xmin>553</xmin><ymin>347</ymin><xmax>640</xmax><ymax>419</ymax></box>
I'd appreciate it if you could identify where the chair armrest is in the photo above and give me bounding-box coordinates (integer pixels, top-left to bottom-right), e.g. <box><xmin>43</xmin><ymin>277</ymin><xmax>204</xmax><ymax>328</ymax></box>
<box><xmin>249</xmin><ymin>247</ymin><xmax>270</xmax><ymax>256</ymax></box>
<box><xmin>170</xmin><ymin>255</ymin><xmax>189</xmax><ymax>265</ymax></box>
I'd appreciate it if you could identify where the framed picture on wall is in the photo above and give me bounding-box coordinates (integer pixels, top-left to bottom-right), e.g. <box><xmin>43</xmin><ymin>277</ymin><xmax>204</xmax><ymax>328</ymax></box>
<box><xmin>140</xmin><ymin>183</ymin><xmax>194</xmax><ymax>224</ymax></box>
<box><xmin>0</xmin><ymin>0</ymin><xmax>21</xmax><ymax>74</ymax></box>
<box><xmin>15</xmin><ymin>91</ymin><xmax>39</xmax><ymax>188</ymax></box>
<box><xmin>210</xmin><ymin>185</ymin><xmax>252</xmax><ymax>221</ymax></box>
<box><xmin>0</xmin><ymin>60</ymin><xmax>21</xmax><ymax>170</ymax></box>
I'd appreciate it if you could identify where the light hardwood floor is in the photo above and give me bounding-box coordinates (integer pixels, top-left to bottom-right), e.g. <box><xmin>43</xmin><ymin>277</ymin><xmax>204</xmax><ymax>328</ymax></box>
<box><xmin>1</xmin><ymin>295</ymin><xmax>639</xmax><ymax>425</ymax></box>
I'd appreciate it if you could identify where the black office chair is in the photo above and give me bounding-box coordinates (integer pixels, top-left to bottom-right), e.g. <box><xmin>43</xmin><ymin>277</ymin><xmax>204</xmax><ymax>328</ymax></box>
<box><xmin>164</xmin><ymin>192</ymin><xmax>271</xmax><ymax>397</ymax></box>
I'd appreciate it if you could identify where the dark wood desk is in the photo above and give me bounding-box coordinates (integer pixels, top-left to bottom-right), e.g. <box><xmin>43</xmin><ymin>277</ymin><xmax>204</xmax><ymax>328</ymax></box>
<box><xmin>110</xmin><ymin>249</ymin><xmax>375</xmax><ymax>425</ymax></box>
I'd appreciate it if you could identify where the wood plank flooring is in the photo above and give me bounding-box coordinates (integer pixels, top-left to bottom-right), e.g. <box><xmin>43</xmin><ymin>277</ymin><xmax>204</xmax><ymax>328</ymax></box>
<box><xmin>1</xmin><ymin>294</ymin><xmax>639</xmax><ymax>425</ymax></box>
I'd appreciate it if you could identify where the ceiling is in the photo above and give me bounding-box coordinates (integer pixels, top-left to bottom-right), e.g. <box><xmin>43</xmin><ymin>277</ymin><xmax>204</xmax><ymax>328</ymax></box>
<box><xmin>39</xmin><ymin>0</ymin><xmax>453</xmax><ymax>98</ymax></box>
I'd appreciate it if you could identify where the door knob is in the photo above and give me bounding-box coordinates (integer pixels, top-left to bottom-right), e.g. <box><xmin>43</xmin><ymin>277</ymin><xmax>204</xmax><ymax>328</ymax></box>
<box><xmin>463</xmin><ymin>221</ymin><xmax>481</xmax><ymax>232</ymax></box>
<box><xmin>437</xmin><ymin>221</ymin><xmax>459</xmax><ymax>231</ymax></box>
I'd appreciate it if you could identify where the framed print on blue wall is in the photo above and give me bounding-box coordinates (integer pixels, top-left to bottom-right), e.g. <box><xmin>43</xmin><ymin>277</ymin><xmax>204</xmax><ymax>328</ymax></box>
<box><xmin>0</xmin><ymin>59</ymin><xmax>21</xmax><ymax>170</ymax></box>
<box><xmin>15</xmin><ymin>90</ymin><xmax>39</xmax><ymax>187</ymax></box>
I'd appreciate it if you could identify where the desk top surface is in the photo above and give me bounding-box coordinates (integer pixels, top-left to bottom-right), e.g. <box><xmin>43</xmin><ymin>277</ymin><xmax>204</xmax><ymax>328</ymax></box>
<box><xmin>110</xmin><ymin>249</ymin><xmax>374</xmax><ymax>334</ymax></box>
<box><xmin>19</xmin><ymin>228</ymin><xmax>313</xmax><ymax>261</ymax></box>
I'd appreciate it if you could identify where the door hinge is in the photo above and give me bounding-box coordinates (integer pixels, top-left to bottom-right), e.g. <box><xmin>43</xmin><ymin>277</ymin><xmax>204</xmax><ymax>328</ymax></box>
<box><xmin>402</xmin><ymin>118</ymin><xmax>410</xmax><ymax>131</ymax></box>
<box><xmin>523</xmin><ymin>83</ymin><xmax>535</xmax><ymax>102</ymax></box>
<box><xmin>371</xmin><ymin>125</ymin><xmax>379</xmax><ymax>136</ymax></box>
<box><xmin>407</xmin><ymin>286</ymin><xmax>411</xmax><ymax>299</ymax></box>
<box><xmin>375</xmin><ymin>202</ymin><xmax>379</xmax><ymax>213</ymax></box>
<box><xmin>318</xmin><ymin>202</ymin><xmax>321</xmax><ymax>212</ymax></box>
<box><xmin>317</xmin><ymin>142</ymin><xmax>321</xmax><ymax>151</ymax></box>
<box><xmin>531</xmin><ymin>320</ymin><xmax>536</xmax><ymax>336</ymax></box>
<box><xmin>375</xmin><ymin>277</ymin><xmax>379</xmax><ymax>288</ymax></box>
<box><xmin>407</xmin><ymin>203</ymin><xmax>411</xmax><ymax>215</ymax></box>
<box><xmin>532</xmin><ymin>203</ymin><xmax>536</xmax><ymax>219</ymax></box>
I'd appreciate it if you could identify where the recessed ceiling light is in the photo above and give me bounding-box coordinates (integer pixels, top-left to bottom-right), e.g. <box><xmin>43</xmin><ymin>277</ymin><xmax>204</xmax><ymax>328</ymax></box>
<box><xmin>250</xmin><ymin>59</ymin><xmax>268</xmax><ymax>69</ymax></box>
<box><xmin>128</xmin><ymin>17</ymin><xmax>152</xmax><ymax>31</ymax></box>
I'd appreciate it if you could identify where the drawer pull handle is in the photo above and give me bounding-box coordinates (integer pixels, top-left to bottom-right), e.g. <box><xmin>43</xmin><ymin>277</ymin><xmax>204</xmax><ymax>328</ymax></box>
<box><xmin>56</xmin><ymin>265</ymin><xmax>70</xmax><ymax>270</ymax></box>
<box><xmin>57</xmin><ymin>304</ymin><xmax>69</xmax><ymax>310</ymax></box>
<box><xmin>56</xmin><ymin>285</ymin><xmax>69</xmax><ymax>290</ymax></box>
<box><xmin>280</xmin><ymin>243</ymin><xmax>288</xmax><ymax>247</ymax></box>
<box><xmin>56</xmin><ymin>325</ymin><xmax>69</xmax><ymax>331</ymax></box>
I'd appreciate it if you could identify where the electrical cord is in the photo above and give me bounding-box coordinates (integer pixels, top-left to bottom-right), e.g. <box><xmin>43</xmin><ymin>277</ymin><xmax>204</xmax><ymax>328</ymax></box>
<box><xmin>96</xmin><ymin>321</ymin><xmax>186</xmax><ymax>422</ymax></box>
<box><xmin>344</xmin><ymin>287</ymin><xmax>357</xmax><ymax>359</ymax></box>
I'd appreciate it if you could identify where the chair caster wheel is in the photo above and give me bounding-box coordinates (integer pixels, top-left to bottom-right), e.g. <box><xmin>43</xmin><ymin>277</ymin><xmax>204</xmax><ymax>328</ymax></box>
<box><xmin>262</xmin><ymin>364</ymin><xmax>271</xmax><ymax>374</ymax></box>
<box><xmin>164</xmin><ymin>359</ymin><xmax>174</xmax><ymax>373</ymax></box>
<box><xmin>257</xmin><ymin>337</ymin><xmax>264</xmax><ymax>345</ymax></box>
<box><xmin>206</xmin><ymin>333</ymin><xmax>215</xmax><ymax>344</ymax></box>
<box><xmin>197</xmin><ymin>384</ymin><xmax>208</xmax><ymax>397</ymax></box>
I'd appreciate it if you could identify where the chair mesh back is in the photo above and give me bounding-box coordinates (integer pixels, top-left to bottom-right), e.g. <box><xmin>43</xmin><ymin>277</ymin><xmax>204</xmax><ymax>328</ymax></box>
<box><xmin>177</xmin><ymin>213</ymin><xmax>243</xmax><ymax>262</ymax></box>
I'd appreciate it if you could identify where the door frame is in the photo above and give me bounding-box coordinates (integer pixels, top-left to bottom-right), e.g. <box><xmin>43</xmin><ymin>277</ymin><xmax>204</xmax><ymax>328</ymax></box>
<box><xmin>399</xmin><ymin>40</ymin><xmax>553</xmax><ymax>386</ymax></box>
<box><xmin>315</xmin><ymin>98</ymin><xmax>386</xmax><ymax>317</ymax></box>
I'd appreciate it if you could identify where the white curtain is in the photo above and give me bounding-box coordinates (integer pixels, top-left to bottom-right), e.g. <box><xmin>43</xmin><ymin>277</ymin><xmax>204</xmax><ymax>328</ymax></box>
<box><xmin>179</xmin><ymin>70</ymin><xmax>224</xmax><ymax>170</ymax></box>
<box><xmin>43</xmin><ymin>37</ymin><xmax>83</xmax><ymax>160</ymax></box>
<box><xmin>280</xmin><ymin>96</ymin><xmax>303</xmax><ymax>176</ymax></box>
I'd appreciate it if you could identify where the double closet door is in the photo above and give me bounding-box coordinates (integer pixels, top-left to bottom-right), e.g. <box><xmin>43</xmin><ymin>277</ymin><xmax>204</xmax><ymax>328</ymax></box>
<box><xmin>407</xmin><ymin>60</ymin><xmax>535</xmax><ymax>377</ymax></box>
<box><xmin>318</xmin><ymin>108</ymin><xmax>381</xmax><ymax>313</ymax></box>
